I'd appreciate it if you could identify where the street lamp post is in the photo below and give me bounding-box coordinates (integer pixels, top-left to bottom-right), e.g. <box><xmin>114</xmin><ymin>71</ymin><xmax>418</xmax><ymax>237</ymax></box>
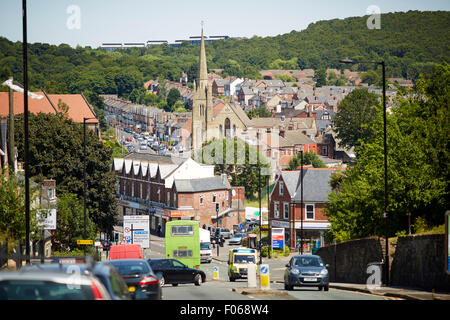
<box><xmin>339</xmin><ymin>58</ymin><xmax>388</xmax><ymax>285</ymax></box>
<box><xmin>83</xmin><ymin>117</ymin><xmax>96</xmax><ymax>258</ymax></box>
<box><xmin>300</xmin><ymin>150</ymin><xmax>304</xmax><ymax>255</ymax></box>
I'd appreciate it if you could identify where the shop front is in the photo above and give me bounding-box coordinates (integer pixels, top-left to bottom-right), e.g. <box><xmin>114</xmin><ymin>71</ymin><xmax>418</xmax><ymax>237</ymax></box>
<box><xmin>271</xmin><ymin>220</ymin><xmax>330</xmax><ymax>252</ymax></box>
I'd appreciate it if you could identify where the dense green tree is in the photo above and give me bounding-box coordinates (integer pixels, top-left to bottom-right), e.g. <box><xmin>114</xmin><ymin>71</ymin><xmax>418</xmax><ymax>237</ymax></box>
<box><xmin>325</xmin><ymin>62</ymin><xmax>450</xmax><ymax>241</ymax></box>
<box><xmin>52</xmin><ymin>192</ymin><xmax>97</xmax><ymax>252</ymax></box>
<box><xmin>194</xmin><ymin>138</ymin><xmax>271</xmax><ymax>200</ymax></box>
<box><xmin>315</xmin><ymin>68</ymin><xmax>327</xmax><ymax>87</ymax></box>
<box><xmin>288</xmin><ymin>151</ymin><xmax>326</xmax><ymax>170</ymax></box>
<box><xmin>332</xmin><ymin>88</ymin><xmax>381</xmax><ymax>150</ymax></box>
<box><xmin>166</xmin><ymin>88</ymin><xmax>181</xmax><ymax>108</ymax></box>
<box><xmin>246</xmin><ymin>106</ymin><xmax>272</xmax><ymax>119</ymax></box>
<box><xmin>14</xmin><ymin>113</ymin><xmax>118</xmax><ymax>234</ymax></box>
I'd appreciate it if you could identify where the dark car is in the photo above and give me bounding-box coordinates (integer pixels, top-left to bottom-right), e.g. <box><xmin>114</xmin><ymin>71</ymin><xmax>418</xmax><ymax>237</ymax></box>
<box><xmin>284</xmin><ymin>255</ymin><xmax>329</xmax><ymax>291</ymax></box>
<box><xmin>147</xmin><ymin>258</ymin><xmax>206</xmax><ymax>287</ymax></box>
<box><xmin>107</xmin><ymin>259</ymin><xmax>161</xmax><ymax>300</ymax></box>
<box><xmin>21</xmin><ymin>262</ymin><xmax>131</xmax><ymax>300</ymax></box>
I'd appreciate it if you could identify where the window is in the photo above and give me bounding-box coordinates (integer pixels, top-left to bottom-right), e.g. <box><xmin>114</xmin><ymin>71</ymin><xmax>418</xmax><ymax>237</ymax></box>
<box><xmin>171</xmin><ymin>225</ymin><xmax>194</xmax><ymax>236</ymax></box>
<box><xmin>322</xmin><ymin>146</ymin><xmax>328</xmax><ymax>156</ymax></box>
<box><xmin>174</xmin><ymin>192</ymin><xmax>177</xmax><ymax>208</ymax></box>
<box><xmin>213</xmin><ymin>193</ymin><xmax>217</xmax><ymax>203</ymax></box>
<box><xmin>283</xmin><ymin>202</ymin><xmax>289</xmax><ymax>219</ymax></box>
<box><xmin>200</xmin><ymin>195</ymin><xmax>204</xmax><ymax>205</ymax></box>
<box><xmin>279</xmin><ymin>181</ymin><xmax>284</xmax><ymax>196</ymax></box>
<box><xmin>274</xmin><ymin>202</ymin><xmax>280</xmax><ymax>218</ymax></box>
<box><xmin>167</xmin><ymin>191</ymin><xmax>170</xmax><ymax>206</ymax></box>
<box><xmin>173</xmin><ymin>250</ymin><xmax>193</xmax><ymax>258</ymax></box>
<box><xmin>306</xmin><ymin>204</ymin><xmax>314</xmax><ymax>220</ymax></box>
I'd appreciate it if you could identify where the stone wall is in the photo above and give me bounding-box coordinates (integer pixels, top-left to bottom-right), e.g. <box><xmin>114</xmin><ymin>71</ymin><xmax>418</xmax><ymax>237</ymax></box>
<box><xmin>316</xmin><ymin>237</ymin><xmax>383</xmax><ymax>284</ymax></box>
<box><xmin>390</xmin><ymin>234</ymin><xmax>450</xmax><ymax>291</ymax></box>
<box><xmin>316</xmin><ymin>234</ymin><xmax>450</xmax><ymax>291</ymax></box>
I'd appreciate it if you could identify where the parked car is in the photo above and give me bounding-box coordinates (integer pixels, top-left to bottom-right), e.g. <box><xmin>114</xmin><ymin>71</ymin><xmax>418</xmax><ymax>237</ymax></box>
<box><xmin>147</xmin><ymin>258</ymin><xmax>206</xmax><ymax>287</ymax></box>
<box><xmin>21</xmin><ymin>262</ymin><xmax>130</xmax><ymax>300</ymax></box>
<box><xmin>217</xmin><ymin>227</ymin><xmax>233</xmax><ymax>239</ymax></box>
<box><xmin>0</xmin><ymin>271</ymin><xmax>111</xmax><ymax>300</ymax></box>
<box><xmin>229</xmin><ymin>232</ymin><xmax>247</xmax><ymax>245</ymax></box>
<box><xmin>106</xmin><ymin>259</ymin><xmax>161</xmax><ymax>300</ymax></box>
<box><xmin>284</xmin><ymin>255</ymin><xmax>329</xmax><ymax>291</ymax></box>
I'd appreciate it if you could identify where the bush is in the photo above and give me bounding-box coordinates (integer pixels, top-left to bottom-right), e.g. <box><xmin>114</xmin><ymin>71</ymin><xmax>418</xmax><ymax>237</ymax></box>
<box><xmin>261</xmin><ymin>245</ymin><xmax>269</xmax><ymax>257</ymax></box>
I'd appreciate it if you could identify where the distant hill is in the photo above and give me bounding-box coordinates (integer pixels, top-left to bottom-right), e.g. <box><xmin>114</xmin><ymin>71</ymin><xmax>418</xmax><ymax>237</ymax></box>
<box><xmin>0</xmin><ymin>10</ymin><xmax>448</xmax><ymax>94</ymax></box>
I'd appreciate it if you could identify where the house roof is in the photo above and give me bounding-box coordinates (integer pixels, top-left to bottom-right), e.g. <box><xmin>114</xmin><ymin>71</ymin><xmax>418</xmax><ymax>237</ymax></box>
<box><xmin>174</xmin><ymin>176</ymin><xmax>228</xmax><ymax>193</ymax></box>
<box><xmin>47</xmin><ymin>94</ymin><xmax>97</xmax><ymax>123</ymax></box>
<box><xmin>279</xmin><ymin>168</ymin><xmax>335</xmax><ymax>203</ymax></box>
<box><xmin>0</xmin><ymin>91</ymin><xmax>57</xmax><ymax>117</ymax></box>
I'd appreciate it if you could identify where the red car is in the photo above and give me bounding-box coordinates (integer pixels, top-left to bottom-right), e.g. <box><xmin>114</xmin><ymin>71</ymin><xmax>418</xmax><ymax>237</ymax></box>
<box><xmin>126</xmin><ymin>137</ymin><xmax>132</xmax><ymax>142</ymax></box>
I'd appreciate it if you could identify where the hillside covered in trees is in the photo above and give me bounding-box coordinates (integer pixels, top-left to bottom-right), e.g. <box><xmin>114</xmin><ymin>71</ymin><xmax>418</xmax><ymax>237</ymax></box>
<box><xmin>0</xmin><ymin>10</ymin><xmax>448</xmax><ymax>97</ymax></box>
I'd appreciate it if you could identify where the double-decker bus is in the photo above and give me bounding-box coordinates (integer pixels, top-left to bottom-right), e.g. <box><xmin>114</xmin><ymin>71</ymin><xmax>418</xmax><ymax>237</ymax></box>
<box><xmin>165</xmin><ymin>220</ymin><xmax>200</xmax><ymax>269</ymax></box>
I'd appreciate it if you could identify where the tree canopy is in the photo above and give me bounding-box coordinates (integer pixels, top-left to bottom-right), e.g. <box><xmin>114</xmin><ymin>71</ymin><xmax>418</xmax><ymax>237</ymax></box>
<box><xmin>325</xmin><ymin>62</ymin><xmax>450</xmax><ymax>241</ymax></box>
<box><xmin>14</xmin><ymin>113</ymin><xmax>118</xmax><ymax>234</ymax></box>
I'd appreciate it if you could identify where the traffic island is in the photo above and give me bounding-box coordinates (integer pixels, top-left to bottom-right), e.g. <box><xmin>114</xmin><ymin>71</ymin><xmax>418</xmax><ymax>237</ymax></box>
<box><xmin>232</xmin><ymin>287</ymin><xmax>297</xmax><ymax>300</ymax></box>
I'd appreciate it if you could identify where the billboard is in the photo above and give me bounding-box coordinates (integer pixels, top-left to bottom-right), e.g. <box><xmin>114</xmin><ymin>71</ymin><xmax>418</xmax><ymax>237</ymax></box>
<box><xmin>272</xmin><ymin>227</ymin><xmax>285</xmax><ymax>249</ymax></box>
<box><xmin>124</xmin><ymin>215</ymin><xmax>150</xmax><ymax>249</ymax></box>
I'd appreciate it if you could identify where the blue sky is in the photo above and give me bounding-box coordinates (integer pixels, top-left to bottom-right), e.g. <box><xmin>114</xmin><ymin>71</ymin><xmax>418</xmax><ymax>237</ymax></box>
<box><xmin>1</xmin><ymin>0</ymin><xmax>449</xmax><ymax>48</ymax></box>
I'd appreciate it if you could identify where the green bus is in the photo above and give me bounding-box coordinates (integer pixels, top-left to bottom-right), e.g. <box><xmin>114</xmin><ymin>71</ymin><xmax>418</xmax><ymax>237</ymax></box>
<box><xmin>165</xmin><ymin>220</ymin><xmax>201</xmax><ymax>269</ymax></box>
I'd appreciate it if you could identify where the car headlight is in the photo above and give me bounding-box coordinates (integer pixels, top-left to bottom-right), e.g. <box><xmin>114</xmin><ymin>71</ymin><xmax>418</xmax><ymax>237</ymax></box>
<box><xmin>291</xmin><ymin>269</ymin><xmax>300</xmax><ymax>275</ymax></box>
<box><xmin>320</xmin><ymin>269</ymin><xmax>328</xmax><ymax>275</ymax></box>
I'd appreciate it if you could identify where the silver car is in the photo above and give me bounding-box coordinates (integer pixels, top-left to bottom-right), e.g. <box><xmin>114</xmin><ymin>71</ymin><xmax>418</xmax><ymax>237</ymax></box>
<box><xmin>284</xmin><ymin>255</ymin><xmax>329</xmax><ymax>291</ymax></box>
<box><xmin>229</xmin><ymin>233</ymin><xmax>246</xmax><ymax>245</ymax></box>
<box><xmin>218</xmin><ymin>228</ymin><xmax>233</xmax><ymax>239</ymax></box>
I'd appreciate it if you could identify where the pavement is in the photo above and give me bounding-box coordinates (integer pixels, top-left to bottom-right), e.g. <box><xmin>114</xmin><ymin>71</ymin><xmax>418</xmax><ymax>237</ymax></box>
<box><xmin>150</xmin><ymin>234</ymin><xmax>450</xmax><ymax>301</ymax></box>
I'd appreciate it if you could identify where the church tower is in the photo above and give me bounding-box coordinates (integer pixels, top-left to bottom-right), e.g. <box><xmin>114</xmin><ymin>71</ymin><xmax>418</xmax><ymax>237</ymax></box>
<box><xmin>191</xmin><ymin>27</ymin><xmax>213</xmax><ymax>152</ymax></box>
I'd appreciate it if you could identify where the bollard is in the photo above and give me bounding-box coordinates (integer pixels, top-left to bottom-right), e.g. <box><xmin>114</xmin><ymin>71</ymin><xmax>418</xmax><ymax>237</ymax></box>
<box><xmin>247</xmin><ymin>264</ymin><xmax>257</xmax><ymax>288</ymax></box>
<box><xmin>260</xmin><ymin>264</ymin><xmax>270</xmax><ymax>290</ymax></box>
<box><xmin>213</xmin><ymin>266</ymin><xmax>219</xmax><ymax>280</ymax></box>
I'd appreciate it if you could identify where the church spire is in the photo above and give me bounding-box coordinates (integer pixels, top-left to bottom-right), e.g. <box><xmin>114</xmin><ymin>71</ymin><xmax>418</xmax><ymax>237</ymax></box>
<box><xmin>198</xmin><ymin>25</ymin><xmax>208</xmax><ymax>82</ymax></box>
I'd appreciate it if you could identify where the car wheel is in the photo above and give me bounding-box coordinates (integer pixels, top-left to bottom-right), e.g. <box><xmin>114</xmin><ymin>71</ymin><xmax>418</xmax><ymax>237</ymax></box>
<box><xmin>318</xmin><ymin>286</ymin><xmax>323</xmax><ymax>291</ymax></box>
<box><xmin>194</xmin><ymin>274</ymin><xmax>202</xmax><ymax>286</ymax></box>
<box><xmin>172</xmin><ymin>283</ymin><xmax>178</xmax><ymax>287</ymax></box>
<box><xmin>229</xmin><ymin>276</ymin><xmax>235</xmax><ymax>282</ymax></box>
<box><xmin>324</xmin><ymin>285</ymin><xmax>329</xmax><ymax>291</ymax></box>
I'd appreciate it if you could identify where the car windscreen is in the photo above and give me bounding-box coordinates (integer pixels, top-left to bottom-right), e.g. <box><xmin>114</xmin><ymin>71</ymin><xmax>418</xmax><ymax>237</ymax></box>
<box><xmin>234</xmin><ymin>233</ymin><xmax>246</xmax><ymax>238</ymax></box>
<box><xmin>234</xmin><ymin>255</ymin><xmax>255</xmax><ymax>264</ymax></box>
<box><xmin>109</xmin><ymin>261</ymin><xmax>150</xmax><ymax>275</ymax></box>
<box><xmin>0</xmin><ymin>280</ymin><xmax>94</xmax><ymax>300</ymax></box>
<box><xmin>293</xmin><ymin>256</ymin><xmax>324</xmax><ymax>267</ymax></box>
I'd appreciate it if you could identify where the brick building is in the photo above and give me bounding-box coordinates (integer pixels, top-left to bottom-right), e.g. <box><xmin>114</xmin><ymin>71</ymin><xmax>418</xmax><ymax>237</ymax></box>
<box><xmin>113</xmin><ymin>154</ymin><xmax>245</xmax><ymax>236</ymax></box>
<box><xmin>269</xmin><ymin>168</ymin><xmax>337</xmax><ymax>252</ymax></box>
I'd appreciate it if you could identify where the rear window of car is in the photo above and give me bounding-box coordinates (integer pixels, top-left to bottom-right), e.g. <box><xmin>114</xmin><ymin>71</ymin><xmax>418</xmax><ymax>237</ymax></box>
<box><xmin>109</xmin><ymin>261</ymin><xmax>150</xmax><ymax>275</ymax></box>
<box><xmin>0</xmin><ymin>280</ymin><xmax>94</xmax><ymax>300</ymax></box>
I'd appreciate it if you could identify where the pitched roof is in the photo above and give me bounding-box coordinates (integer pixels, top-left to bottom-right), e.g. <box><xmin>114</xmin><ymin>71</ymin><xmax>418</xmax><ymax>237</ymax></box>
<box><xmin>0</xmin><ymin>91</ymin><xmax>57</xmax><ymax>117</ymax></box>
<box><xmin>47</xmin><ymin>94</ymin><xmax>97</xmax><ymax>123</ymax></box>
<box><xmin>280</xmin><ymin>168</ymin><xmax>335</xmax><ymax>202</ymax></box>
<box><xmin>174</xmin><ymin>176</ymin><xmax>228</xmax><ymax>193</ymax></box>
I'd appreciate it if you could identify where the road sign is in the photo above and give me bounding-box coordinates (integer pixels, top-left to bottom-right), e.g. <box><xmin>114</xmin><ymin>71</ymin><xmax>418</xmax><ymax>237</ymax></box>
<box><xmin>271</xmin><ymin>227</ymin><xmax>285</xmax><ymax>249</ymax></box>
<box><xmin>77</xmin><ymin>239</ymin><xmax>93</xmax><ymax>245</ymax></box>
<box><xmin>260</xmin><ymin>264</ymin><xmax>270</xmax><ymax>290</ymax></box>
<box><xmin>124</xmin><ymin>215</ymin><xmax>150</xmax><ymax>248</ymax></box>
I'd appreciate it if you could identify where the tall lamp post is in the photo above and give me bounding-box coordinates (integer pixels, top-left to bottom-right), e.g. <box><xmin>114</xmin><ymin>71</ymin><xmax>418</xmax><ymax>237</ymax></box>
<box><xmin>339</xmin><ymin>58</ymin><xmax>388</xmax><ymax>285</ymax></box>
<box><xmin>83</xmin><ymin>117</ymin><xmax>96</xmax><ymax>258</ymax></box>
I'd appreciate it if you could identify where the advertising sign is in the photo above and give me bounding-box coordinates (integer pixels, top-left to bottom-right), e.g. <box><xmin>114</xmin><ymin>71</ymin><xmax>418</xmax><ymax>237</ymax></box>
<box><xmin>36</xmin><ymin>208</ymin><xmax>57</xmax><ymax>230</ymax></box>
<box><xmin>271</xmin><ymin>227</ymin><xmax>285</xmax><ymax>249</ymax></box>
<box><xmin>124</xmin><ymin>215</ymin><xmax>150</xmax><ymax>249</ymax></box>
